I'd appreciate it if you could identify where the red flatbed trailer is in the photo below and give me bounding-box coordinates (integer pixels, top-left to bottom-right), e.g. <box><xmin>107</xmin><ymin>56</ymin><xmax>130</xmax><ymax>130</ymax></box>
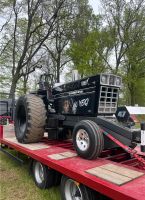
<box><xmin>0</xmin><ymin>124</ymin><xmax>145</xmax><ymax>200</ymax></box>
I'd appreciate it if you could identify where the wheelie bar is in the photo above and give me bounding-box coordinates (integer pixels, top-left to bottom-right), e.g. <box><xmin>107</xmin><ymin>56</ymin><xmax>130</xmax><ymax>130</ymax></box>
<box><xmin>96</xmin><ymin>116</ymin><xmax>140</xmax><ymax>141</ymax></box>
<box><xmin>102</xmin><ymin>129</ymin><xmax>145</xmax><ymax>170</ymax></box>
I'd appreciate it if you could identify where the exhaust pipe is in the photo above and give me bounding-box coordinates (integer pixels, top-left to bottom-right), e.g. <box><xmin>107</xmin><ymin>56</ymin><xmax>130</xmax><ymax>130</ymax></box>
<box><xmin>141</xmin><ymin>122</ymin><xmax>145</xmax><ymax>152</ymax></box>
<box><xmin>72</xmin><ymin>70</ymin><xmax>80</xmax><ymax>81</ymax></box>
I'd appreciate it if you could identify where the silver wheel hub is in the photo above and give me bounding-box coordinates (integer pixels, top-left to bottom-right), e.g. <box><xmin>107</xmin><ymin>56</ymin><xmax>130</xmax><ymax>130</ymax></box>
<box><xmin>34</xmin><ymin>162</ymin><xmax>44</xmax><ymax>184</ymax></box>
<box><xmin>76</xmin><ymin>129</ymin><xmax>90</xmax><ymax>151</ymax></box>
<box><xmin>64</xmin><ymin>179</ymin><xmax>83</xmax><ymax>200</ymax></box>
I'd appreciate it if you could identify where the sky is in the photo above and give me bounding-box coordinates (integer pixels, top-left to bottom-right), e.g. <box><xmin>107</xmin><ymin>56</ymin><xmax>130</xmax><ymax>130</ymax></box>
<box><xmin>89</xmin><ymin>0</ymin><xmax>101</xmax><ymax>14</ymax></box>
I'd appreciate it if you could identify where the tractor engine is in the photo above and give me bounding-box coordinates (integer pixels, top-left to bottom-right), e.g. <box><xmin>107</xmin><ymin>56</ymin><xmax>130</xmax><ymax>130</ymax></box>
<box><xmin>52</xmin><ymin>74</ymin><xmax>121</xmax><ymax>116</ymax></box>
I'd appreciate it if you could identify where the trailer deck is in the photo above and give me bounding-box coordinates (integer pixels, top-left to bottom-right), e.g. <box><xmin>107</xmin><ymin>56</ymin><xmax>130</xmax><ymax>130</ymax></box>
<box><xmin>0</xmin><ymin>124</ymin><xmax>145</xmax><ymax>200</ymax></box>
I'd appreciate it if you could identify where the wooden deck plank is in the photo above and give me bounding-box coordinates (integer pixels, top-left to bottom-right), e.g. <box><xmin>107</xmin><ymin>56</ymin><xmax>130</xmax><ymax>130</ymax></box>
<box><xmin>86</xmin><ymin>163</ymin><xmax>144</xmax><ymax>186</ymax></box>
<box><xmin>4</xmin><ymin>137</ymin><xmax>50</xmax><ymax>150</ymax></box>
<box><xmin>60</xmin><ymin>151</ymin><xmax>77</xmax><ymax>158</ymax></box>
<box><xmin>100</xmin><ymin>164</ymin><xmax>144</xmax><ymax>179</ymax></box>
<box><xmin>48</xmin><ymin>154</ymin><xmax>66</xmax><ymax>160</ymax></box>
<box><xmin>48</xmin><ymin>151</ymin><xmax>77</xmax><ymax>160</ymax></box>
<box><xmin>86</xmin><ymin>167</ymin><xmax>132</xmax><ymax>185</ymax></box>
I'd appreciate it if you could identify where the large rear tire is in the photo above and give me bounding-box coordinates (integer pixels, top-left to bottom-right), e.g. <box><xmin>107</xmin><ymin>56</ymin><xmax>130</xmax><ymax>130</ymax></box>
<box><xmin>73</xmin><ymin>120</ymin><xmax>104</xmax><ymax>159</ymax></box>
<box><xmin>14</xmin><ymin>94</ymin><xmax>46</xmax><ymax>143</ymax></box>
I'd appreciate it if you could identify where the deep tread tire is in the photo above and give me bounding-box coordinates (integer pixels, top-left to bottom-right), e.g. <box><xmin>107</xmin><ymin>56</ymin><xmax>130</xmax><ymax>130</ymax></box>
<box><xmin>73</xmin><ymin>120</ymin><xmax>104</xmax><ymax>159</ymax></box>
<box><xmin>14</xmin><ymin>94</ymin><xmax>46</xmax><ymax>143</ymax></box>
<box><xmin>32</xmin><ymin>161</ymin><xmax>54</xmax><ymax>189</ymax></box>
<box><xmin>60</xmin><ymin>175</ymin><xmax>96</xmax><ymax>200</ymax></box>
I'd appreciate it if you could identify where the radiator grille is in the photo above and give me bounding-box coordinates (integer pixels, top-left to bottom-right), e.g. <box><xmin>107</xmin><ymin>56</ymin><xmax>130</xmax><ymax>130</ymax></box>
<box><xmin>98</xmin><ymin>86</ymin><xmax>119</xmax><ymax>113</ymax></box>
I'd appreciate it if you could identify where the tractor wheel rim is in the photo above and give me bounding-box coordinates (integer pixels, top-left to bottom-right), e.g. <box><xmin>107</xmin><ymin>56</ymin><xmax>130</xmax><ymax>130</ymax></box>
<box><xmin>76</xmin><ymin>129</ymin><xmax>90</xmax><ymax>151</ymax></box>
<box><xmin>64</xmin><ymin>179</ymin><xmax>83</xmax><ymax>200</ymax></box>
<box><xmin>35</xmin><ymin>162</ymin><xmax>44</xmax><ymax>184</ymax></box>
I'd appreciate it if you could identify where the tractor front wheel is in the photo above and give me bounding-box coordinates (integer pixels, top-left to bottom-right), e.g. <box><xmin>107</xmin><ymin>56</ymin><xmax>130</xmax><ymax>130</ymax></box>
<box><xmin>73</xmin><ymin>120</ymin><xmax>104</xmax><ymax>159</ymax></box>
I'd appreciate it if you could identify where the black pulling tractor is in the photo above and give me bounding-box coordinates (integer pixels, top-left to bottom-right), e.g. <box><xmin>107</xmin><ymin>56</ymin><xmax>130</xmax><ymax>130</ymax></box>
<box><xmin>14</xmin><ymin>73</ymin><xmax>143</xmax><ymax>159</ymax></box>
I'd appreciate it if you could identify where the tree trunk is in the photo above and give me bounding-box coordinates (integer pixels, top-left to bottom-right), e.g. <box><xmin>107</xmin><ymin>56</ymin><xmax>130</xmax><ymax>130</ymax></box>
<box><xmin>56</xmin><ymin>58</ymin><xmax>60</xmax><ymax>82</ymax></box>
<box><xmin>23</xmin><ymin>81</ymin><xmax>27</xmax><ymax>94</ymax></box>
<box><xmin>9</xmin><ymin>79</ymin><xmax>17</xmax><ymax>99</ymax></box>
<box><xmin>130</xmin><ymin>92</ymin><xmax>135</xmax><ymax>106</ymax></box>
<box><xmin>23</xmin><ymin>75</ymin><xmax>28</xmax><ymax>94</ymax></box>
<box><xmin>9</xmin><ymin>79</ymin><xmax>17</xmax><ymax>121</ymax></box>
<box><xmin>128</xmin><ymin>83</ymin><xmax>136</xmax><ymax>106</ymax></box>
<box><xmin>56</xmin><ymin>68</ymin><xmax>60</xmax><ymax>82</ymax></box>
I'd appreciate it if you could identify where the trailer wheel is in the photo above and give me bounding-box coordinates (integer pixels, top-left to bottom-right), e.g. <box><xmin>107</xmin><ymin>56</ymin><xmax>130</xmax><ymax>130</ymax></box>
<box><xmin>73</xmin><ymin>120</ymin><xmax>104</xmax><ymax>159</ymax></box>
<box><xmin>32</xmin><ymin>161</ymin><xmax>54</xmax><ymax>189</ymax></box>
<box><xmin>60</xmin><ymin>175</ymin><xmax>96</xmax><ymax>200</ymax></box>
<box><xmin>15</xmin><ymin>94</ymin><xmax>46</xmax><ymax>143</ymax></box>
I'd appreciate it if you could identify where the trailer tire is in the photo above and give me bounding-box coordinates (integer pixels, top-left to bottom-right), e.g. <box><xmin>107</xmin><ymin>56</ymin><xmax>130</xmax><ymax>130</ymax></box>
<box><xmin>14</xmin><ymin>94</ymin><xmax>46</xmax><ymax>143</ymax></box>
<box><xmin>60</xmin><ymin>175</ymin><xmax>96</xmax><ymax>200</ymax></box>
<box><xmin>32</xmin><ymin>161</ymin><xmax>54</xmax><ymax>189</ymax></box>
<box><xmin>73</xmin><ymin>120</ymin><xmax>104</xmax><ymax>159</ymax></box>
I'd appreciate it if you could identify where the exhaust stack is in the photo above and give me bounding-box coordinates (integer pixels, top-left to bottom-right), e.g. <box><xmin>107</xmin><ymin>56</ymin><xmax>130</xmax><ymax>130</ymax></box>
<box><xmin>72</xmin><ymin>70</ymin><xmax>80</xmax><ymax>81</ymax></box>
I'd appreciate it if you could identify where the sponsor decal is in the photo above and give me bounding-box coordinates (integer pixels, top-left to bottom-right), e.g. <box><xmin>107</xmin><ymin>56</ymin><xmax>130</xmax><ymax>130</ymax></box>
<box><xmin>79</xmin><ymin>98</ymin><xmax>89</xmax><ymax>107</ymax></box>
<box><xmin>117</xmin><ymin>111</ymin><xmax>126</xmax><ymax>118</ymax></box>
<box><xmin>63</xmin><ymin>97</ymin><xmax>90</xmax><ymax>114</ymax></box>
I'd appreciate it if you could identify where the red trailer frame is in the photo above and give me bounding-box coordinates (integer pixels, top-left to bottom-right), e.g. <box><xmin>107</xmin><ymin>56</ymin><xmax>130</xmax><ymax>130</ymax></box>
<box><xmin>0</xmin><ymin>124</ymin><xmax>145</xmax><ymax>200</ymax></box>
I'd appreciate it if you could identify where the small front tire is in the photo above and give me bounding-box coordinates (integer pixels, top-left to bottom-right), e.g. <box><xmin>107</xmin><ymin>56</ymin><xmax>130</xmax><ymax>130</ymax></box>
<box><xmin>73</xmin><ymin>120</ymin><xmax>104</xmax><ymax>159</ymax></box>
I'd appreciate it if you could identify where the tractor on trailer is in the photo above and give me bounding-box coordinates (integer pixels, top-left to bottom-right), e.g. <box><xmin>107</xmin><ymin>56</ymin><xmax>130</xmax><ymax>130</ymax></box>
<box><xmin>1</xmin><ymin>72</ymin><xmax>145</xmax><ymax>200</ymax></box>
<box><xmin>14</xmin><ymin>73</ymin><xmax>145</xmax><ymax>160</ymax></box>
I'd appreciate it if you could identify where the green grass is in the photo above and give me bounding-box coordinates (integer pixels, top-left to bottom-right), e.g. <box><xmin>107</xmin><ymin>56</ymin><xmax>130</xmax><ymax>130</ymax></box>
<box><xmin>0</xmin><ymin>150</ymin><xmax>61</xmax><ymax>200</ymax></box>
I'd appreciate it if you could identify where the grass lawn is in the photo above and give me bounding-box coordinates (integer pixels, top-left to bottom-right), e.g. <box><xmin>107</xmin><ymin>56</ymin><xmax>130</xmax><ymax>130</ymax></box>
<box><xmin>0</xmin><ymin>150</ymin><xmax>61</xmax><ymax>200</ymax></box>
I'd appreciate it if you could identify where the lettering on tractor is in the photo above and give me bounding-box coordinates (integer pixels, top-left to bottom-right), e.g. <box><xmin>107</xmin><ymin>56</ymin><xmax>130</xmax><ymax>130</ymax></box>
<box><xmin>79</xmin><ymin>98</ymin><xmax>89</xmax><ymax>107</ymax></box>
<box><xmin>117</xmin><ymin>111</ymin><xmax>126</xmax><ymax>118</ymax></box>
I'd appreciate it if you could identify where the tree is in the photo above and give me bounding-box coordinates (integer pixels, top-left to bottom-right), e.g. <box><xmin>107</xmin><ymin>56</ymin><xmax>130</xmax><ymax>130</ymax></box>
<box><xmin>101</xmin><ymin>0</ymin><xmax>145</xmax><ymax>105</ymax></box>
<box><xmin>124</xmin><ymin>37</ymin><xmax>145</xmax><ymax>105</ymax></box>
<box><xmin>0</xmin><ymin>0</ymin><xmax>65</xmax><ymax>98</ymax></box>
<box><xmin>122</xmin><ymin>1</ymin><xmax>145</xmax><ymax>105</ymax></box>
<box><xmin>67</xmin><ymin>0</ymin><xmax>105</xmax><ymax>77</ymax></box>
<box><xmin>68</xmin><ymin>31</ymin><xmax>107</xmax><ymax>77</ymax></box>
<box><xmin>42</xmin><ymin>0</ymin><xmax>77</xmax><ymax>82</ymax></box>
<box><xmin>42</xmin><ymin>0</ymin><xmax>97</xmax><ymax>82</ymax></box>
